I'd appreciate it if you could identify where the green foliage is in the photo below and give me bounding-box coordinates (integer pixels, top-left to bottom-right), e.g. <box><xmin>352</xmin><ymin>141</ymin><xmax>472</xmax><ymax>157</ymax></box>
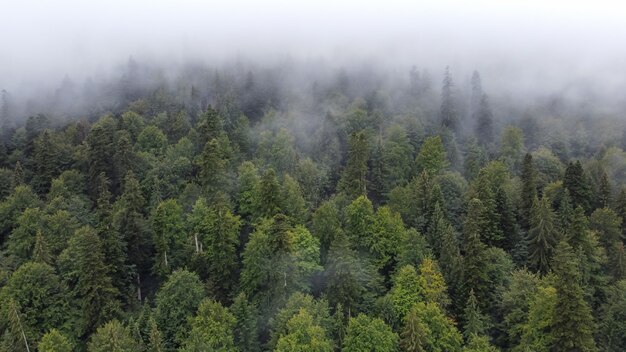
<box><xmin>343</xmin><ymin>314</ymin><xmax>399</xmax><ymax>352</ymax></box>
<box><xmin>550</xmin><ymin>241</ymin><xmax>598</xmax><ymax>352</ymax></box>
<box><xmin>0</xmin><ymin>262</ymin><xmax>70</xmax><ymax>346</ymax></box>
<box><xmin>528</xmin><ymin>197</ymin><xmax>557</xmax><ymax>274</ymax></box>
<box><xmin>87</xmin><ymin>320</ymin><xmax>137</xmax><ymax>352</ymax></box>
<box><xmin>58</xmin><ymin>226</ymin><xmax>120</xmax><ymax>338</ymax></box>
<box><xmin>38</xmin><ymin>329</ymin><xmax>74</xmax><ymax>352</ymax></box>
<box><xmin>154</xmin><ymin>270</ymin><xmax>206</xmax><ymax>349</ymax></box>
<box><xmin>401</xmin><ymin>302</ymin><xmax>463</xmax><ymax>352</ymax></box>
<box><xmin>179</xmin><ymin>298</ymin><xmax>237</xmax><ymax>352</ymax></box>
<box><xmin>151</xmin><ymin>199</ymin><xmax>187</xmax><ymax>277</ymax></box>
<box><xmin>416</xmin><ymin>135</ymin><xmax>449</xmax><ymax>175</ymax></box>
<box><xmin>275</xmin><ymin>308</ymin><xmax>333</xmax><ymax>352</ymax></box>
<box><xmin>338</xmin><ymin>131</ymin><xmax>369</xmax><ymax>198</ymax></box>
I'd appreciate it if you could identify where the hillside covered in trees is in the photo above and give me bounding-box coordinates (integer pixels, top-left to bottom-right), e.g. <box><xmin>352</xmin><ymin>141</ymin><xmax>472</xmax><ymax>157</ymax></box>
<box><xmin>1</xmin><ymin>60</ymin><xmax>626</xmax><ymax>352</ymax></box>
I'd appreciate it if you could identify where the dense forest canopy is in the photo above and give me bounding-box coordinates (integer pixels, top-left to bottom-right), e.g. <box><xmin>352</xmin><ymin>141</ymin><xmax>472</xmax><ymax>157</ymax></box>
<box><xmin>1</xmin><ymin>58</ymin><xmax>626</xmax><ymax>351</ymax></box>
<box><xmin>2</xmin><ymin>1</ymin><xmax>626</xmax><ymax>351</ymax></box>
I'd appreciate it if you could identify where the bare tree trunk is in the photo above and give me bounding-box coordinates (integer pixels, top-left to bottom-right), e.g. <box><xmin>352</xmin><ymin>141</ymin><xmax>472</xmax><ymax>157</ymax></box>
<box><xmin>194</xmin><ymin>233</ymin><xmax>199</xmax><ymax>253</ymax></box>
<box><xmin>13</xmin><ymin>304</ymin><xmax>30</xmax><ymax>352</ymax></box>
<box><xmin>164</xmin><ymin>250</ymin><xmax>168</xmax><ymax>267</ymax></box>
<box><xmin>137</xmin><ymin>274</ymin><xmax>142</xmax><ymax>301</ymax></box>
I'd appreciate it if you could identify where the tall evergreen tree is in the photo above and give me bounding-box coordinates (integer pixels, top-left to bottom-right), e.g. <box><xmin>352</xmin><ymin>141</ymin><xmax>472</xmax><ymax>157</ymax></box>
<box><xmin>440</xmin><ymin>66</ymin><xmax>459</xmax><ymax>132</ymax></box>
<box><xmin>550</xmin><ymin>241</ymin><xmax>598</xmax><ymax>352</ymax></box>
<box><xmin>58</xmin><ymin>226</ymin><xmax>120</xmax><ymax>338</ymax></box>
<box><xmin>475</xmin><ymin>94</ymin><xmax>494</xmax><ymax>146</ymax></box>
<box><xmin>338</xmin><ymin>130</ymin><xmax>369</xmax><ymax>199</ymax></box>
<box><xmin>520</xmin><ymin>153</ymin><xmax>537</xmax><ymax>230</ymax></box>
<box><xmin>528</xmin><ymin>197</ymin><xmax>557</xmax><ymax>274</ymax></box>
<box><xmin>564</xmin><ymin>161</ymin><xmax>592</xmax><ymax>213</ymax></box>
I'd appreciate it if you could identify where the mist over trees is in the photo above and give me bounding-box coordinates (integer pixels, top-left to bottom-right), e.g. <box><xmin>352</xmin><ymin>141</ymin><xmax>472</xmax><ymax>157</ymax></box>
<box><xmin>1</xmin><ymin>0</ymin><xmax>626</xmax><ymax>350</ymax></box>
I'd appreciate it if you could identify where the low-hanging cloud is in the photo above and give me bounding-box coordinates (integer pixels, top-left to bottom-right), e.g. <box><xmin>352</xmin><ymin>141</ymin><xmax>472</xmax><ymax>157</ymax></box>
<box><xmin>1</xmin><ymin>0</ymin><xmax>626</xmax><ymax>116</ymax></box>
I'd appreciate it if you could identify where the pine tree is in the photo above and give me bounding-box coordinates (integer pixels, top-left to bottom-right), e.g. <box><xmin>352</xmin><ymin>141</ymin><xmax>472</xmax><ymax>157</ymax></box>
<box><xmin>151</xmin><ymin>199</ymin><xmax>186</xmax><ymax>278</ymax></box>
<box><xmin>400</xmin><ymin>306</ymin><xmax>429</xmax><ymax>352</ymax></box>
<box><xmin>257</xmin><ymin>168</ymin><xmax>281</xmax><ymax>218</ymax></box>
<box><xmin>550</xmin><ymin>241</ymin><xmax>598</xmax><ymax>352</ymax></box>
<box><xmin>528</xmin><ymin>197</ymin><xmax>557</xmax><ymax>274</ymax></box>
<box><xmin>32</xmin><ymin>230</ymin><xmax>51</xmax><ymax>264</ymax></box>
<box><xmin>598</xmin><ymin>168</ymin><xmax>612</xmax><ymax>208</ymax></box>
<box><xmin>338</xmin><ymin>131</ymin><xmax>369</xmax><ymax>198</ymax></box>
<box><xmin>415</xmin><ymin>135</ymin><xmax>449</xmax><ymax>175</ymax></box>
<box><xmin>231</xmin><ymin>293</ymin><xmax>260</xmax><ymax>352</ymax></box>
<box><xmin>564</xmin><ymin>161</ymin><xmax>592</xmax><ymax>213</ymax></box>
<box><xmin>38</xmin><ymin>329</ymin><xmax>74</xmax><ymax>352</ymax></box>
<box><xmin>440</xmin><ymin>66</ymin><xmax>459</xmax><ymax>132</ymax></box>
<box><xmin>463</xmin><ymin>289</ymin><xmax>487</xmax><ymax>339</ymax></box>
<box><xmin>463</xmin><ymin>199</ymin><xmax>489</xmax><ymax>309</ymax></box>
<box><xmin>146</xmin><ymin>317</ymin><xmax>165</xmax><ymax>352</ymax></box>
<box><xmin>59</xmin><ymin>226</ymin><xmax>120</xmax><ymax>338</ymax></box>
<box><xmin>11</xmin><ymin>160</ymin><xmax>24</xmax><ymax>189</ymax></box>
<box><xmin>114</xmin><ymin>172</ymin><xmax>149</xmax><ymax>302</ymax></box>
<box><xmin>475</xmin><ymin>94</ymin><xmax>494</xmax><ymax>146</ymax></box>
<box><xmin>520</xmin><ymin>153</ymin><xmax>537</xmax><ymax>230</ymax></box>
<box><xmin>198</xmin><ymin>136</ymin><xmax>232</xmax><ymax>194</ymax></box>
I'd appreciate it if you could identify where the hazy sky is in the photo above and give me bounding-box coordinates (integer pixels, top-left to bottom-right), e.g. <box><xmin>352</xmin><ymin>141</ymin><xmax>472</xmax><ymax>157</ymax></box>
<box><xmin>1</xmin><ymin>0</ymin><xmax>626</xmax><ymax>94</ymax></box>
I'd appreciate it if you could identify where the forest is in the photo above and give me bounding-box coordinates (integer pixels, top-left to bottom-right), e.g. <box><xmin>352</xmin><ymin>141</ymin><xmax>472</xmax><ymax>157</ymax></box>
<box><xmin>0</xmin><ymin>59</ymin><xmax>626</xmax><ymax>352</ymax></box>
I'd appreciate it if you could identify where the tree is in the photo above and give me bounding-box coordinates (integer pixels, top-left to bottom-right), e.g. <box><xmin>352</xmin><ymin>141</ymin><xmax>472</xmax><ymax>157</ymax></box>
<box><xmin>146</xmin><ymin>317</ymin><xmax>165</xmax><ymax>352</ymax></box>
<box><xmin>388</xmin><ymin>265</ymin><xmax>423</xmax><ymax>320</ymax></box>
<box><xmin>1</xmin><ymin>262</ymin><xmax>70</xmax><ymax>345</ymax></box>
<box><xmin>474</xmin><ymin>94</ymin><xmax>494</xmax><ymax>146</ymax></box>
<box><xmin>499</xmin><ymin>126</ymin><xmax>525</xmax><ymax>172</ymax></box>
<box><xmin>257</xmin><ymin>168</ymin><xmax>281</xmax><ymax>218</ymax></box>
<box><xmin>550</xmin><ymin>241</ymin><xmax>598</xmax><ymax>352</ymax></box>
<box><xmin>151</xmin><ymin>199</ymin><xmax>187</xmax><ymax>277</ymax></box>
<box><xmin>338</xmin><ymin>131</ymin><xmax>369</xmax><ymax>198</ymax></box>
<box><xmin>58</xmin><ymin>226</ymin><xmax>120</xmax><ymax>338</ymax></box>
<box><xmin>198</xmin><ymin>136</ymin><xmax>232</xmax><ymax>195</ymax></box>
<box><xmin>463</xmin><ymin>199</ymin><xmax>489</xmax><ymax>303</ymax></box>
<box><xmin>87</xmin><ymin>320</ymin><xmax>137</xmax><ymax>352</ymax></box>
<box><xmin>311</xmin><ymin>200</ymin><xmax>342</xmax><ymax>264</ymax></box>
<box><xmin>236</xmin><ymin>161</ymin><xmax>260</xmax><ymax>222</ymax></box>
<box><xmin>400</xmin><ymin>302</ymin><xmax>463</xmax><ymax>352</ymax></box>
<box><xmin>280</xmin><ymin>174</ymin><xmax>307</xmax><ymax>222</ymax></box>
<box><xmin>113</xmin><ymin>172</ymin><xmax>150</xmax><ymax>301</ymax></box>
<box><xmin>520</xmin><ymin>153</ymin><xmax>538</xmax><ymax>230</ymax></box>
<box><xmin>231</xmin><ymin>293</ymin><xmax>259</xmax><ymax>352</ymax></box>
<box><xmin>564</xmin><ymin>161</ymin><xmax>592</xmax><ymax>212</ymax></box>
<box><xmin>342</xmin><ymin>314</ymin><xmax>399</xmax><ymax>352</ymax></box>
<box><xmin>188</xmin><ymin>194</ymin><xmax>241</xmax><ymax>301</ymax></box>
<box><xmin>598</xmin><ymin>280</ymin><xmax>626</xmax><ymax>351</ymax></box>
<box><xmin>240</xmin><ymin>215</ymin><xmax>322</xmax><ymax>312</ymax></box>
<box><xmin>463</xmin><ymin>289</ymin><xmax>487</xmax><ymax>339</ymax></box>
<box><xmin>154</xmin><ymin>270</ymin><xmax>206</xmax><ymax>349</ymax></box>
<box><xmin>440</xmin><ymin>66</ymin><xmax>458</xmax><ymax>132</ymax></box>
<box><xmin>515</xmin><ymin>285</ymin><xmax>556</xmax><ymax>352</ymax></box>
<box><xmin>38</xmin><ymin>329</ymin><xmax>74</xmax><ymax>352</ymax></box>
<box><xmin>275</xmin><ymin>308</ymin><xmax>333</xmax><ymax>352</ymax></box>
<box><xmin>528</xmin><ymin>197</ymin><xmax>557</xmax><ymax>274</ymax></box>
<box><xmin>415</xmin><ymin>135</ymin><xmax>449</xmax><ymax>175</ymax></box>
<box><xmin>344</xmin><ymin>195</ymin><xmax>375</xmax><ymax>252</ymax></box>
<box><xmin>179</xmin><ymin>299</ymin><xmax>236</xmax><ymax>352</ymax></box>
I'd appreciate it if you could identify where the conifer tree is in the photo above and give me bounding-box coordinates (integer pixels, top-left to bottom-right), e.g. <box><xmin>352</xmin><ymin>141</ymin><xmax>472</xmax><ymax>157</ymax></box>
<box><xmin>520</xmin><ymin>153</ymin><xmax>537</xmax><ymax>230</ymax></box>
<box><xmin>564</xmin><ymin>161</ymin><xmax>592</xmax><ymax>213</ymax></box>
<box><xmin>528</xmin><ymin>197</ymin><xmax>557</xmax><ymax>274</ymax></box>
<box><xmin>551</xmin><ymin>241</ymin><xmax>598</xmax><ymax>352</ymax></box>
<box><xmin>440</xmin><ymin>66</ymin><xmax>459</xmax><ymax>132</ymax></box>
<box><xmin>338</xmin><ymin>130</ymin><xmax>369</xmax><ymax>198</ymax></box>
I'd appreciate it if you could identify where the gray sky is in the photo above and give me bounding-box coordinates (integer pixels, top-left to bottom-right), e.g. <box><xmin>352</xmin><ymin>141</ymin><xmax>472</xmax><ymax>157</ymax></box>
<box><xmin>1</xmin><ymin>0</ymin><xmax>626</xmax><ymax>96</ymax></box>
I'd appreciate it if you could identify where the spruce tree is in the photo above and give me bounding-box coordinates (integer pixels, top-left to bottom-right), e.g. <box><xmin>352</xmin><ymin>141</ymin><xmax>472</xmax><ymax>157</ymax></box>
<box><xmin>520</xmin><ymin>153</ymin><xmax>537</xmax><ymax>231</ymax></box>
<box><xmin>528</xmin><ymin>197</ymin><xmax>557</xmax><ymax>274</ymax></box>
<box><xmin>551</xmin><ymin>241</ymin><xmax>598</xmax><ymax>352</ymax></box>
<box><xmin>338</xmin><ymin>130</ymin><xmax>369</xmax><ymax>199</ymax></box>
<box><xmin>440</xmin><ymin>66</ymin><xmax>458</xmax><ymax>132</ymax></box>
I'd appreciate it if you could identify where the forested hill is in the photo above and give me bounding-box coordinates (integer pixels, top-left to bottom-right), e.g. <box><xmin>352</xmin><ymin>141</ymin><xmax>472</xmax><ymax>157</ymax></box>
<box><xmin>1</xmin><ymin>63</ymin><xmax>626</xmax><ymax>352</ymax></box>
